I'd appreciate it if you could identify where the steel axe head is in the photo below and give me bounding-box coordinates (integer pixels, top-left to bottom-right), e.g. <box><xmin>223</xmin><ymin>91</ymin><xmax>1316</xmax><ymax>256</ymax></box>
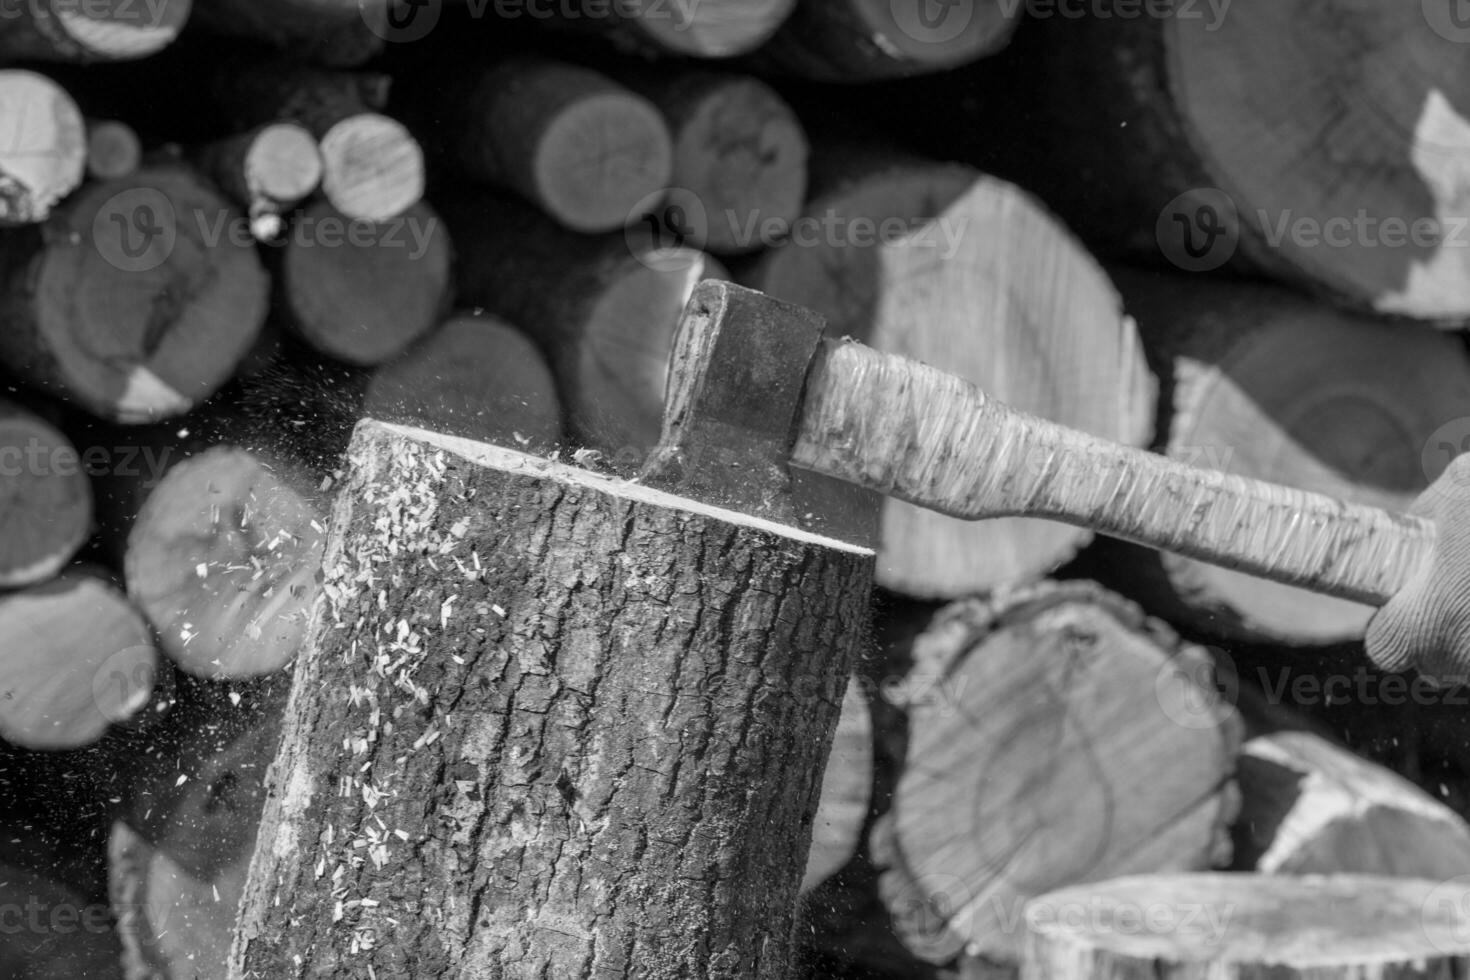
<box><xmin>637</xmin><ymin>279</ymin><xmax>879</xmax><ymax>544</ymax></box>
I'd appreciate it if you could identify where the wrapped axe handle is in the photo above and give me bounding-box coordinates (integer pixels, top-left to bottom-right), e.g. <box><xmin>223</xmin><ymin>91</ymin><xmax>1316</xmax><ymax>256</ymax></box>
<box><xmin>793</xmin><ymin>339</ymin><xmax>1436</xmax><ymax>607</ymax></box>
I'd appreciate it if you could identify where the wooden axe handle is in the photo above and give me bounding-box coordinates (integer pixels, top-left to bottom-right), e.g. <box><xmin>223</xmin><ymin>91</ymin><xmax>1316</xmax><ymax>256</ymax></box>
<box><xmin>792</xmin><ymin>339</ymin><xmax>1435</xmax><ymax>606</ymax></box>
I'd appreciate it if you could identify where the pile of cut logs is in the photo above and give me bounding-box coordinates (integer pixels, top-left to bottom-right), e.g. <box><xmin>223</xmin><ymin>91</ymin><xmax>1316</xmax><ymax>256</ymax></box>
<box><xmin>1</xmin><ymin>1</ymin><xmax>1470</xmax><ymax>978</ymax></box>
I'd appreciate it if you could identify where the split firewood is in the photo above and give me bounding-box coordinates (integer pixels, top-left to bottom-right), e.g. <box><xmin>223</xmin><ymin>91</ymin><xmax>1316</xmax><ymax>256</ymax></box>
<box><xmin>210</xmin><ymin>60</ymin><xmax>422</xmax><ymax>221</ymax></box>
<box><xmin>1231</xmin><ymin>730</ymin><xmax>1470</xmax><ymax>878</ymax></box>
<box><xmin>759</xmin><ymin>0</ymin><xmax>1019</xmax><ymax>81</ymax></box>
<box><xmin>0</xmin><ymin>400</ymin><xmax>93</xmax><ymax>588</ymax></box>
<box><xmin>0</xmin><ymin>0</ymin><xmax>190</xmax><ymax>62</ymax></box>
<box><xmin>364</xmin><ymin>311</ymin><xmax>564</xmax><ymax>452</ymax></box>
<box><xmin>0</xmin><ymin>568</ymin><xmax>159</xmax><ymax>750</ymax></box>
<box><xmin>874</xmin><ymin>581</ymin><xmax>1240</xmax><ymax>968</ymax></box>
<box><xmin>195</xmin><ymin>122</ymin><xmax>323</xmax><ymax>241</ymax></box>
<box><xmin>0</xmin><ymin>164</ymin><xmax>270</xmax><ymax>423</ymax></box>
<box><xmin>802</xmin><ymin>674</ymin><xmax>873</xmax><ymax>895</ymax></box>
<box><xmin>188</xmin><ymin>0</ymin><xmax>386</xmax><ymax>66</ymax></box>
<box><xmin>124</xmin><ymin>445</ymin><xmax>325</xmax><ymax>681</ymax></box>
<box><xmin>224</xmin><ymin>420</ymin><xmax>870</xmax><ymax>976</ymax></box>
<box><xmin>0</xmin><ymin>860</ymin><xmax>124</xmax><ymax>979</ymax></box>
<box><xmin>447</xmin><ymin>191</ymin><xmax>722</xmax><ymax>467</ymax></box>
<box><xmin>279</xmin><ymin>198</ymin><xmax>453</xmax><ymax>366</ymax></box>
<box><xmin>745</xmin><ymin>151</ymin><xmax>1154</xmax><ymax>597</ymax></box>
<box><xmin>1023</xmin><ymin>874</ymin><xmax>1470</xmax><ymax>979</ymax></box>
<box><xmin>1027</xmin><ymin>4</ymin><xmax>1470</xmax><ymax>322</ymax></box>
<box><xmin>85</xmin><ymin>117</ymin><xmax>142</xmax><ymax>180</ymax></box>
<box><xmin>1102</xmin><ymin>271</ymin><xmax>1470</xmax><ymax>645</ymax></box>
<box><xmin>543</xmin><ymin>0</ymin><xmax>796</xmax><ymax>58</ymax></box>
<box><xmin>0</xmin><ymin>70</ymin><xmax>87</xmax><ymax>224</ymax></box>
<box><xmin>630</xmin><ymin>71</ymin><xmax>808</xmax><ymax>255</ymax></box>
<box><xmin>423</xmin><ymin>57</ymin><xmax>673</xmax><ymax>234</ymax></box>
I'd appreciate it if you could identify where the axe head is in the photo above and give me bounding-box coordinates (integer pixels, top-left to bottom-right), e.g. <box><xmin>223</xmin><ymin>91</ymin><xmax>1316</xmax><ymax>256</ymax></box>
<box><xmin>640</xmin><ymin>279</ymin><xmax>881</xmax><ymax>543</ymax></box>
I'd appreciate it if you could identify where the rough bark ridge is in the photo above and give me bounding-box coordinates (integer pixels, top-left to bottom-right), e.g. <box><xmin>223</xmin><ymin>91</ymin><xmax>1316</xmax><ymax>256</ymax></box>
<box><xmin>228</xmin><ymin>421</ymin><xmax>874</xmax><ymax>979</ymax></box>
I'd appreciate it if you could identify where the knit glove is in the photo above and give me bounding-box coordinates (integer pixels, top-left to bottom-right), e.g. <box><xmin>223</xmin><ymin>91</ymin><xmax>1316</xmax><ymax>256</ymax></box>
<box><xmin>1367</xmin><ymin>454</ymin><xmax>1470</xmax><ymax>687</ymax></box>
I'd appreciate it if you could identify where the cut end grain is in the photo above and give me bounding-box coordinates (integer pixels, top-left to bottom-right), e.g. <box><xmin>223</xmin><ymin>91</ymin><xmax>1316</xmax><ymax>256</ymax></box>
<box><xmin>0</xmin><ymin>402</ymin><xmax>92</xmax><ymax>588</ymax></box>
<box><xmin>318</xmin><ymin>113</ymin><xmax>424</xmax><ymax>223</ymax></box>
<box><xmin>0</xmin><ymin>70</ymin><xmax>86</xmax><ymax>224</ymax></box>
<box><xmin>85</xmin><ymin>117</ymin><xmax>142</xmax><ymax>180</ymax></box>
<box><xmin>534</xmin><ymin>90</ymin><xmax>672</xmax><ymax>233</ymax></box>
<box><xmin>630</xmin><ymin>0</ymin><xmax>795</xmax><ymax>58</ymax></box>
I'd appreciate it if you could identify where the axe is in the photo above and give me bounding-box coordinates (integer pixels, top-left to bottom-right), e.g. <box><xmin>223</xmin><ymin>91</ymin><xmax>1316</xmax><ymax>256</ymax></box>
<box><xmin>642</xmin><ymin>280</ymin><xmax>1446</xmax><ymax>622</ymax></box>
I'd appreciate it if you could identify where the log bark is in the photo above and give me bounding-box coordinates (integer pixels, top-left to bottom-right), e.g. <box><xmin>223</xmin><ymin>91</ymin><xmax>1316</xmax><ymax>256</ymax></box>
<box><xmin>630</xmin><ymin>70</ymin><xmax>808</xmax><ymax>255</ymax></box>
<box><xmin>210</xmin><ymin>60</ymin><xmax>422</xmax><ymax>221</ymax></box>
<box><xmin>1022</xmin><ymin>873</ymin><xmax>1470</xmax><ymax>979</ymax></box>
<box><xmin>757</xmin><ymin>0</ymin><xmax>1019</xmax><ymax>81</ymax></box>
<box><xmin>0</xmin><ymin>0</ymin><xmax>190</xmax><ymax>61</ymax></box>
<box><xmin>0</xmin><ymin>70</ymin><xmax>87</xmax><ymax>224</ymax></box>
<box><xmin>875</xmin><ymin>581</ymin><xmax>1240</xmax><ymax>967</ymax></box>
<box><xmin>1100</xmin><ymin>270</ymin><xmax>1470</xmax><ymax>645</ymax></box>
<box><xmin>422</xmin><ymin>57</ymin><xmax>673</xmax><ymax>234</ymax></box>
<box><xmin>1025</xmin><ymin>3</ymin><xmax>1470</xmax><ymax>323</ymax></box>
<box><xmin>446</xmin><ymin>190</ymin><xmax>723</xmax><ymax>468</ymax></box>
<box><xmin>543</xmin><ymin>0</ymin><xmax>795</xmax><ymax>58</ymax></box>
<box><xmin>744</xmin><ymin>151</ymin><xmax>1154</xmax><ymax>597</ymax></box>
<box><xmin>0</xmin><ymin>568</ymin><xmax>159</xmax><ymax>750</ymax></box>
<box><xmin>85</xmin><ymin>117</ymin><xmax>142</xmax><ymax>180</ymax></box>
<box><xmin>801</xmin><ymin>674</ymin><xmax>873</xmax><ymax>895</ymax></box>
<box><xmin>195</xmin><ymin>123</ymin><xmax>324</xmax><ymax>241</ymax></box>
<box><xmin>0</xmin><ymin>164</ymin><xmax>270</xmax><ymax>423</ymax></box>
<box><xmin>278</xmin><ymin>198</ymin><xmax>454</xmax><ymax>366</ymax></box>
<box><xmin>364</xmin><ymin>311</ymin><xmax>565</xmax><ymax>452</ymax></box>
<box><xmin>228</xmin><ymin>419</ymin><xmax>873</xmax><ymax>979</ymax></box>
<box><xmin>124</xmin><ymin>445</ymin><xmax>326</xmax><ymax>681</ymax></box>
<box><xmin>0</xmin><ymin>399</ymin><xmax>93</xmax><ymax>588</ymax></box>
<box><xmin>1230</xmin><ymin>729</ymin><xmax>1470</xmax><ymax>878</ymax></box>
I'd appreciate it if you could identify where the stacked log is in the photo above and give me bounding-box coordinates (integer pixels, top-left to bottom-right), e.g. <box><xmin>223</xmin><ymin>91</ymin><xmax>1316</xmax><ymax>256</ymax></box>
<box><xmin>0</xmin><ymin>70</ymin><xmax>87</xmax><ymax>224</ymax></box>
<box><xmin>0</xmin><ymin>401</ymin><xmax>93</xmax><ymax>587</ymax></box>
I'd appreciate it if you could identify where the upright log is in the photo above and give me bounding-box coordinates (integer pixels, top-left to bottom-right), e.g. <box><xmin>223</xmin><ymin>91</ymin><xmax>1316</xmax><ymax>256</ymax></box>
<box><xmin>633</xmin><ymin>71</ymin><xmax>808</xmax><ymax>255</ymax></box>
<box><xmin>279</xmin><ymin>198</ymin><xmax>453</xmax><ymax>366</ymax></box>
<box><xmin>1023</xmin><ymin>874</ymin><xmax>1470</xmax><ymax>979</ymax></box>
<box><xmin>447</xmin><ymin>191</ymin><xmax>722</xmax><ymax>466</ymax></box>
<box><xmin>745</xmin><ymin>152</ymin><xmax>1154</xmax><ymax>597</ymax></box>
<box><xmin>0</xmin><ymin>400</ymin><xmax>92</xmax><ymax>588</ymax></box>
<box><xmin>364</xmin><ymin>311</ymin><xmax>565</xmax><ymax>452</ymax></box>
<box><xmin>759</xmin><ymin>0</ymin><xmax>1019</xmax><ymax>81</ymax></box>
<box><xmin>0</xmin><ymin>70</ymin><xmax>87</xmax><ymax>224</ymax></box>
<box><xmin>1027</xmin><ymin>3</ymin><xmax>1470</xmax><ymax>322</ymax></box>
<box><xmin>875</xmin><ymin>582</ymin><xmax>1240</xmax><ymax>968</ymax></box>
<box><xmin>228</xmin><ymin>420</ymin><xmax>873</xmax><ymax>978</ymax></box>
<box><xmin>423</xmin><ymin>58</ymin><xmax>673</xmax><ymax>234</ymax></box>
<box><xmin>0</xmin><ymin>0</ymin><xmax>190</xmax><ymax>61</ymax></box>
<box><xmin>1104</xmin><ymin>271</ymin><xmax>1470</xmax><ymax>644</ymax></box>
<box><xmin>0</xmin><ymin>164</ymin><xmax>270</xmax><ymax>423</ymax></box>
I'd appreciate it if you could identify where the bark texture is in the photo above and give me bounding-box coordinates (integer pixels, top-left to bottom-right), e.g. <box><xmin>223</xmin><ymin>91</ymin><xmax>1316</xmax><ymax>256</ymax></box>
<box><xmin>228</xmin><ymin>420</ymin><xmax>874</xmax><ymax>979</ymax></box>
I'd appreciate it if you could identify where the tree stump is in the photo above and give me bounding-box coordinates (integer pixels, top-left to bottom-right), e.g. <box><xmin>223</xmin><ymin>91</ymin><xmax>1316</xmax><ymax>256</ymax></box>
<box><xmin>1023</xmin><ymin>873</ymin><xmax>1470</xmax><ymax>979</ymax></box>
<box><xmin>227</xmin><ymin>419</ymin><xmax>874</xmax><ymax>978</ymax></box>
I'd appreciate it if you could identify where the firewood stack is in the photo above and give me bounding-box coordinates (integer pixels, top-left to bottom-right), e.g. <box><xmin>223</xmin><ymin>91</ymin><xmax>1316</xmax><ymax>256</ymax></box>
<box><xmin>0</xmin><ymin>1</ymin><xmax>1468</xmax><ymax>978</ymax></box>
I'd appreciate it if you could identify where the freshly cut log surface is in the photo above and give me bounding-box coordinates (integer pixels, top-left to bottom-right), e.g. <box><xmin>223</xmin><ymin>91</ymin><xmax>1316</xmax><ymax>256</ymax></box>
<box><xmin>124</xmin><ymin>446</ymin><xmax>325</xmax><ymax>680</ymax></box>
<box><xmin>0</xmin><ymin>70</ymin><xmax>87</xmax><ymax>224</ymax></box>
<box><xmin>1108</xmin><ymin>270</ymin><xmax>1470</xmax><ymax>644</ymax></box>
<box><xmin>633</xmin><ymin>71</ymin><xmax>808</xmax><ymax>255</ymax></box>
<box><xmin>279</xmin><ymin>198</ymin><xmax>453</xmax><ymax>366</ymax></box>
<box><xmin>760</xmin><ymin>0</ymin><xmax>1019</xmax><ymax>81</ymax></box>
<box><xmin>0</xmin><ymin>0</ymin><xmax>191</xmax><ymax>61</ymax></box>
<box><xmin>1031</xmin><ymin>2</ymin><xmax>1470</xmax><ymax>322</ymax></box>
<box><xmin>0</xmin><ymin>400</ymin><xmax>92</xmax><ymax>588</ymax></box>
<box><xmin>364</xmin><ymin>311</ymin><xmax>564</xmax><ymax>452</ymax></box>
<box><xmin>875</xmin><ymin>581</ymin><xmax>1240</xmax><ymax>966</ymax></box>
<box><xmin>0</xmin><ymin>569</ymin><xmax>158</xmax><ymax>750</ymax></box>
<box><xmin>228</xmin><ymin>420</ymin><xmax>873</xmax><ymax>978</ymax></box>
<box><xmin>196</xmin><ymin>122</ymin><xmax>323</xmax><ymax>240</ymax></box>
<box><xmin>1022</xmin><ymin>873</ymin><xmax>1470</xmax><ymax>979</ymax></box>
<box><xmin>428</xmin><ymin>57</ymin><xmax>673</xmax><ymax>234</ymax></box>
<box><xmin>0</xmin><ymin>164</ymin><xmax>270</xmax><ymax>423</ymax></box>
<box><xmin>547</xmin><ymin>0</ymin><xmax>796</xmax><ymax>58</ymax></box>
<box><xmin>746</xmin><ymin>152</ymin><xmax>1154</xmax><ymax>597</ymax></box>
<box><xmin>85</xmin><ymin>117</ymin><xmax>142</xmax><ymax>179</ymax></box>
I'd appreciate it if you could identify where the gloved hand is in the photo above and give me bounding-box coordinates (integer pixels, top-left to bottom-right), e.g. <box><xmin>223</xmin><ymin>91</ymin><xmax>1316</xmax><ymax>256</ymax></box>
<box><xmin>1367</xmin><ymin>454</ymin><xmax>1470</xmax><ymax>687</ymax></box>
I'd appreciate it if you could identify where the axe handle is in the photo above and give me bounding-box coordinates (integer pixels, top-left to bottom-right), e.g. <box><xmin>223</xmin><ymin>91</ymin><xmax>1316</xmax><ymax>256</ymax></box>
<box><xmin>792</xmin><ymin>339</ymin><xmax>1435</xmax><ymax>606</ymax></box>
